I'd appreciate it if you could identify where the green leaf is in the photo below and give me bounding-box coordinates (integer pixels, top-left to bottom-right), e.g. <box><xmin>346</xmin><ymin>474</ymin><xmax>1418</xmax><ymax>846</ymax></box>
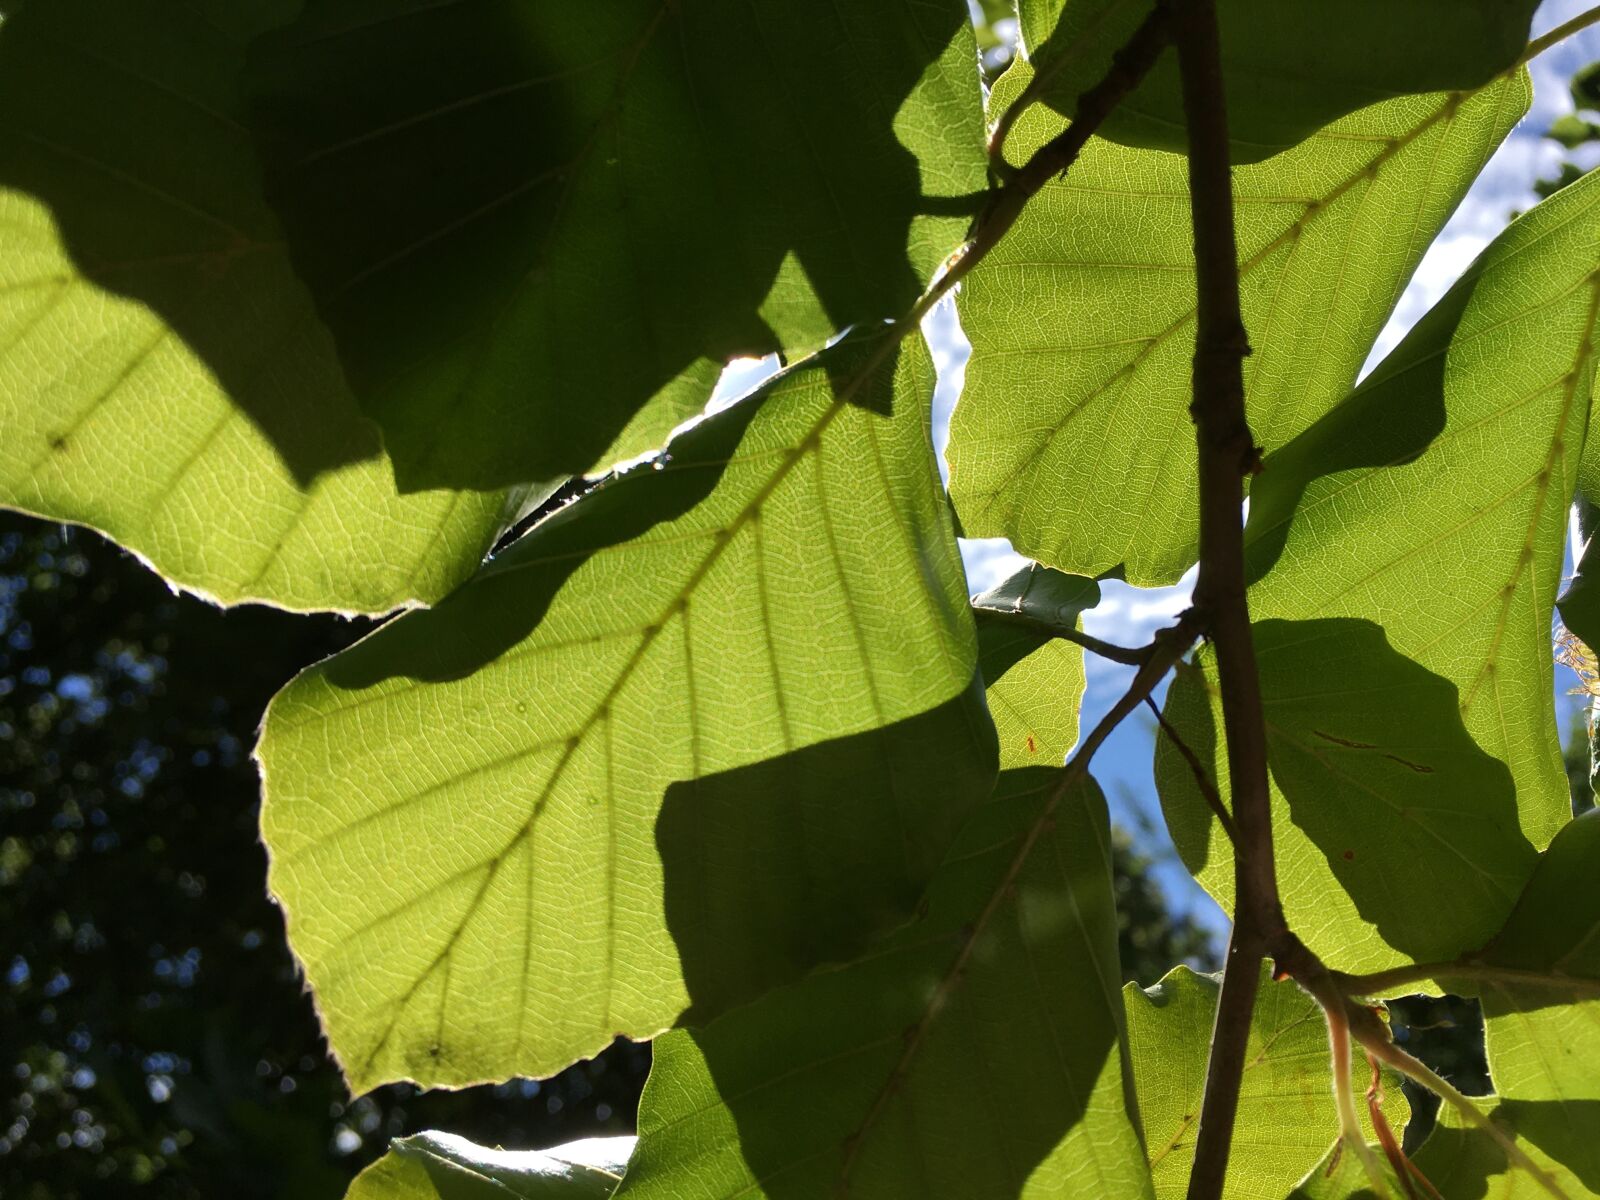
<box><xmin>1015</xmin><ymin>0</ymin><xmax>1536</xmax><ymax>163</ymax></box>
<box><xmin>245</xmin><ymin>0</ymin><xmax>987</xmax><ymax>491</ymax></box>
<box><xmin>949</xmin><ymin>62</ymin><xmax>1528</xmax><ymax>584</ymax></box>
<box><xmin>1477</xmin><ymin>809</ymin><xmax>1600</xmax><ymax>978</ymax></box>
<box><xmin>1245</xmin><ymin>167</ymin><xmax>1600</xmax><ymax>875</ymax></box>
<box><xmin>1126</xmin><ymin>964</ymin><xmax>1407</xmax><ymax>1198</ymax></box>
<box><xmin>617</xmin><ymin>769</ymin><xmax>1153</xmax><ymax>1200</ymax></box>
<box><xmin>1284</xmin><ymin>1142</ymin><xmax>1401</xmax><ymax>1199</ymax></box>
<box><xmin>974</xmin><ymin>563</ymin><xmax>1100</xmax><ymax>767</ymax></box>
<box><xmin>1548</xmin><ymin>113</ymin><xmax>1600</xmax><ymax>152</ymax></box>
<box><xmin>1157</xmin><ymin>619</ymin><xmax>1537</xmax><ymax>973</ymax></box>
<box><xmin>349</xmin><ymin>1133</ymin><xmax>634</xmax><ymax>1200</ymax></box>
<box><xmin>1412</xmin><ymin>1103</ymin><xmax>1598</xmax><ymax>1199</ymax></box>
<box><xmin>0</xmin><ymin>0</ymin><xmax>510</xmax><ymax>612</ymax></box>
<box><xmin>1420</xmin><ymin>813</ymin><xmax>1600</xmax><ymax>1196</ymax></box>
<box><xmin>257</xmin><ymin>331</ymin><xmax>998</xmax><ymax>1092</ymax></box>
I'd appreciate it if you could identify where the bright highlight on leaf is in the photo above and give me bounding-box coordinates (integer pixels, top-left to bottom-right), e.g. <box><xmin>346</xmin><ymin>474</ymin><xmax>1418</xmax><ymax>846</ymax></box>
<box><xmin>349</xmin><ymin>1133</ymin><xmax>635</xmax><ymax>1200</ymax></box>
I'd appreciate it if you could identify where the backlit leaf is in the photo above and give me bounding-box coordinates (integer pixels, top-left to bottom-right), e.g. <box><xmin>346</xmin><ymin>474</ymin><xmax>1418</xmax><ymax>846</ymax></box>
<box><xmin>1127</xmin><ymin>964</ymin><xmax>1406</xmax><ymax>1198</ymax></box>
<box><xmin>247</xmin><ymin>0</ymin><xmax>988</xmax><ymax>491</ymax></box>
<box><xmin>1015</xmin><ymin>0</ymin><xmax>1535</xmax><ymax>163</ymax></box>
<box><xmin>258</xmin><ymin>332</ymin><xmax>997</xmax><ymax>1092</ymax></box>
<box><xmin>0</xmin><ymin>0</ymin><xmax>508</xmax><ymax>612</ymax></box>
<box><xmin>1245</xmin><ymin>168</ymin><xmax>1600</xmax><ymax>886</ymax></box>
<box><xmin>974</xmin><ymin>562</ymin><xmax>1100</xmax><ymax>767</ymax></box>
<box><xmin>617</xmin><ymin>770</ymin><xmax>1152</xmax><ymax>1200</ymax></box>
<box><xmin>1158</xmin><ymin>619</ymin><xmax>1537</xmax><ymax>973</ymax></box>
<box><xmin>1415</xmin><ymin>812</ymin><xmax>1600</xmax><ymax>1196</ymax></box>
<box><xmin>949</xmin><ymin>63</ymin><xmax>1527</xmax><ymax>584</ymax></box>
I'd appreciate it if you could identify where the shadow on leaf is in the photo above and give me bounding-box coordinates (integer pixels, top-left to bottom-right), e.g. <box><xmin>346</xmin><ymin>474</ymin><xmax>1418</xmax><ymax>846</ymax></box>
<box><xmin>1159</xmin><ymin>617</ymin><xmax>1536</xmax><ymax>964</ymax></box>
<box><xmin>627</xmin><ymin>768</ymin><xmax>1142</xmax><ymax>1200</ymax></box>
<box><xmin>0</xmin><ymin>0</ymin><xmax>982</xmax><ymax>491</ymax></box>
<box><xmin>1244</xmin><ymin>258</ymin><xmax>1490</xmax><ymax>585</ymax></box>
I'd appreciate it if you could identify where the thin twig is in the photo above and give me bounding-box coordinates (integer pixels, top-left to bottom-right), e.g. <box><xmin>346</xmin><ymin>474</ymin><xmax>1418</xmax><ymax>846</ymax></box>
<box><xmin>1327</xmin><ymin>1006</ymin><xmax>1393</xmax><ymax>1198</ymax></box>
<box><xmin>1144</xmin><ymin>694</ymin><xmax>1238</xmax><ymax>845</ymax></box>
<box><xmin>1523</xmin><ymin>3</ymin><xmax>1600</xmax><ymax>63</ymax></box>
<box><xmin>986</xmin><ymin>0</ymin><xmax>1149</xmax><ymax>172</ymax></box>
<box><xmin>977</xmin><ymin>606</ymin><xmax>1152</xmax><ymax>665</ymax></box>
<box><xmin>958</xmin><ymin>1</ymin><xmax>1173</xmax><ymax>282</ymax></box>
<box><xmin>1357</xmin><ymin>1034</ymin><xmax>1573</xmax><ymax>1200</ymax></box>
<box><xmin>1172</xmin><ymin>0</ymin><xmax>1279</xmax><ymax>1195</ymax></box>
<box><xmin>1336</xmin><ymin>961</ymin><xmax>1600</xmax><ymax>1000</ymax></box>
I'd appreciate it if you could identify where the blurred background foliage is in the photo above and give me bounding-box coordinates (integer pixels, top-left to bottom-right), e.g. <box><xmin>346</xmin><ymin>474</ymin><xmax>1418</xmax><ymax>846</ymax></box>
<box><xmin>1536</xmin><ymin>58</ymin><xmax>1600</xmax><ymax>196</ymax></box>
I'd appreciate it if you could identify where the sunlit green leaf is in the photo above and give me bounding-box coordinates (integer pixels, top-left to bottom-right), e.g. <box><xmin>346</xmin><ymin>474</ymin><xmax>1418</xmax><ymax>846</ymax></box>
<box><xmin>618</xmin><ymin>769</ymin><xmax>1152</xmax><ymax>1200</ymax></box>
<box><xmin>1244</xmin><ymin>168</ymin><xmax>1600</xmax><ymax>893</ymax></box>
<box><xmin>1015</xmin><ymin>0</ymin><xmax>1535</xmax><ymax>162</ymax></box>
<box><xmin>258</xmin><ymin>332</ymin><xmax>998</xmax><ymax>1092</ymax></box>
<box><xmin>1127</xmin><ymin>964</ymin><xmax>1405</xmax><ymax>1198</ymax></box>
<box><xmin>247</xmin><ymin>0</ymin><xmax>987</xmax><ymax>491</ymax></box>
<box><xmin>1158</xmin><ymin>619</ymin><xmax>1537</xmax><ymax>973</ymax></box>
<box><xmin>950</xmin><ymin>62</ymin><xmax>1527</xmax><ymax>584</ymax></box>
<box><xmin>349</xmin><ymin>1133</ymin><xmax>634</xmax><ymax>1200</ymax></box>
<box><xmin>974</xmin><ymin>563</ymin><xmax>1100</xmax><ymax>767</ymax></box>
<box><xmin>0</xmin><ymin>0</ymin><xmax>509</xmax><ymax>612</ymax></box>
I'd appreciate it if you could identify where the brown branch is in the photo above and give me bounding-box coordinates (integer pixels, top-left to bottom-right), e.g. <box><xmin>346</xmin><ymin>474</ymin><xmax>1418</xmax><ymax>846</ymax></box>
<box><xmin>1172</xmin><ymin>1</ymin><xmax>1279</xmax><ymax>1197</ymax></box>
<box><xmin>1144</xmin><ymin>694</ymin><xmax>1238</xmax><ymax>845</ymax></box>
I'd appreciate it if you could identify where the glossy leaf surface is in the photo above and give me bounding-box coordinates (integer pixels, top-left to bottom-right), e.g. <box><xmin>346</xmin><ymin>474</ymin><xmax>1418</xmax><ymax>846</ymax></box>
<box><xmin>349</xmin><ymin>1133</ymin><xmax>634</xmax><ymax>1200</ymax></box>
